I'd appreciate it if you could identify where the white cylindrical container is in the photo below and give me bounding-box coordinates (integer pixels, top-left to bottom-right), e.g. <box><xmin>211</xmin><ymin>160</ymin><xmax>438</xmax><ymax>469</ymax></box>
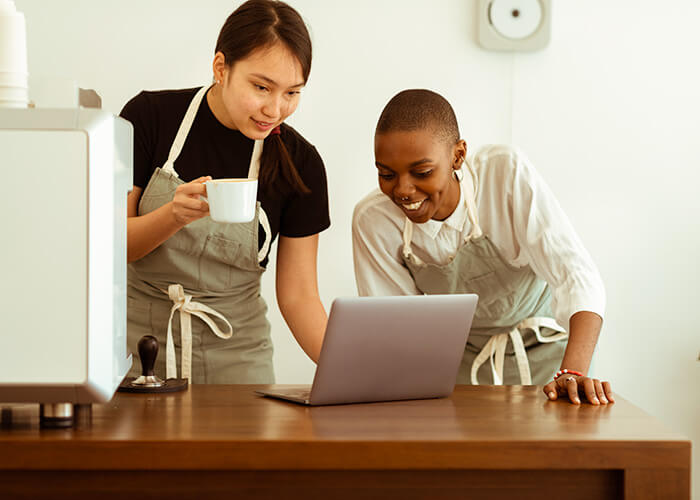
<box><xmin>0</xmin><ymin>0</ymin><xmax>28</xmax><ymax>107</ymax></box>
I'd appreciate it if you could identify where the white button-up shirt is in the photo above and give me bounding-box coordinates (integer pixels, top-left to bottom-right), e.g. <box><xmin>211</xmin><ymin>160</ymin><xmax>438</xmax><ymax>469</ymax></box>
<box><xmin>352</xmin><ymin>144</ymin><xmax>606</xmax><ymax>330</ymax></box>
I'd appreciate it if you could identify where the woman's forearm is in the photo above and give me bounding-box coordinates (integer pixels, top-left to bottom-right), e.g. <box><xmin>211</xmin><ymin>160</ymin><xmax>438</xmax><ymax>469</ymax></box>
<box><xmin>278</xmin><ymin>293</ymin><xmax>327</xmax><ymax>363</ymax></box>
<box><xmin>275</xmin><ymin>234</ymin><xmax>327</xmax><ymax>362</ymax></box>
<box><xmin>127</xmin><ymin>201</ymin><xmax>184</xmax><ymax>263</ymax></box>
<box><xmin>559</xmin><ymin>310</ymin><xmax>603</xmax><ymax>375</ymax></box>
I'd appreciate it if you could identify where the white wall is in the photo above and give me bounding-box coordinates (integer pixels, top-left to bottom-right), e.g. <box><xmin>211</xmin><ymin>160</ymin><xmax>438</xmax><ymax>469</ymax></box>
<box><xmin>15</xmin><ymin>0</ymin><xmax>699</xmax><ymax>496</ymax></box>
<box><xmin>512</xmin><ymin>5</ymin><xmax>700</xmax><ymax>498</ymax></box>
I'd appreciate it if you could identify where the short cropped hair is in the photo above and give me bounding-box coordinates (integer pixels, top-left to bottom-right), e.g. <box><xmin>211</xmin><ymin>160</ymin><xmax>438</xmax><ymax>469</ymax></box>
<box><xmin>375</xmin><ymin>89</ymin><xmax>460</xmax><ymax>146</ymax></box>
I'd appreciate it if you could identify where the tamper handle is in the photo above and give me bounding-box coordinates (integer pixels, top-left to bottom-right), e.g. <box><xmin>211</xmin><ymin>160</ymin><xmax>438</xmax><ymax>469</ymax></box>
<box><xmin>137</xmin><ymin>335</ymin><xmax>159</xmax><ymax>377</ymax></box>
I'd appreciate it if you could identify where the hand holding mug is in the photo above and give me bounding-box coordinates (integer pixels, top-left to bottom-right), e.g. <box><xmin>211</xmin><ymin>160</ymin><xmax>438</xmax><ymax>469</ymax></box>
<box><xmin>171</xmin><ymin>176</ymin><xmax>211</xmax><ymax>226</ymax></box>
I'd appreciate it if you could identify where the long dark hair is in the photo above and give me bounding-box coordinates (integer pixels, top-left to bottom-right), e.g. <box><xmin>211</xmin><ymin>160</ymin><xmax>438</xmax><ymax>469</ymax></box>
<box><xmin>215</xmin><ymin>0</ymin><xmax>311</xmax><ymax>195</ymax></box>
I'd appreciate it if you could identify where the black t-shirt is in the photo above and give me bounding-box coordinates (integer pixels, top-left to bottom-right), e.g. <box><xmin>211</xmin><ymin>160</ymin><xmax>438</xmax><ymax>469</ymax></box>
<box><xmin>120</xmin><ymin>87</ymin><xmax>330</xmax><ymax>267</ymax></box>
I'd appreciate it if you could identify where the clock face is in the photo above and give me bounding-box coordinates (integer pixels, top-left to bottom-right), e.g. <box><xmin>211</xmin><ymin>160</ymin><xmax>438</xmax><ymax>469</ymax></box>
<box><xmin>489</xmin><ymin>0</ymin><xmax>543</xmax><ymax>40</ymax></box>
<box><xmin>477</xmin><ymin>0</ymin><xmax>550</xmax><ymax>52</ymax></box>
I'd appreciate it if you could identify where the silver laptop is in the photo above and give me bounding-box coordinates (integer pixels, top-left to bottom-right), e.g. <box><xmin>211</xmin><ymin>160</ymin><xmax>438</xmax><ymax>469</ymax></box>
<box><xmin>255</xmin><ymin>294</ymin><xmax>477</xmax><ymax>406</ymax></box>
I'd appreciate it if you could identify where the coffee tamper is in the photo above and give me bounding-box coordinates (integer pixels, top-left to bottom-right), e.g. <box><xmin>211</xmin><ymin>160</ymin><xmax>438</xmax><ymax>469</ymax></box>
<box><xmin>118</xmin><ymin>335</ymin><xmax>188</xmax><ymax>393</ymax></box>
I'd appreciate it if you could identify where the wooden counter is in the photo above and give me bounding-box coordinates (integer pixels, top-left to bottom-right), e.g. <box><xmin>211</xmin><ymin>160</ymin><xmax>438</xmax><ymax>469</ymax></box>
<box><xmin>0</xmin><ymin>385</ymin><xmax>690</xmax><ymax>499</ymax></box>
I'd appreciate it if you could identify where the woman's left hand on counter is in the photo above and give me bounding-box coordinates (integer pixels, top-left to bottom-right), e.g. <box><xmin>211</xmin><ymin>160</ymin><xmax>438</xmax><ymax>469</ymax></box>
<box><xmin>543</xmin><ymin>375</ymin><xmax>615</xmax><ymax>405</ymax></box>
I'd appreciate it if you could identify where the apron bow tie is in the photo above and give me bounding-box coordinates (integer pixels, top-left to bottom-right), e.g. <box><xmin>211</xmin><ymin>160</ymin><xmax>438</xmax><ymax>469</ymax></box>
<box><xmin>165</xmin><ymin>283</ymin><xmax>233</xmax><ymax>381</ymax></box>
<box><xmin>471</xmin><ymin>317</ymin><xmax>567</xmax><ymax>385</ymax></box>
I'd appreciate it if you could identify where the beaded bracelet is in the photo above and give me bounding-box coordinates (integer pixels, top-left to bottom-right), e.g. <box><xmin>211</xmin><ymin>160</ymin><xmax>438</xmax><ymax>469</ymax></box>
<box><xmin>554</xmin><ymin>369</ymin><xmax>583</xmax><ymax>380</ymax></box>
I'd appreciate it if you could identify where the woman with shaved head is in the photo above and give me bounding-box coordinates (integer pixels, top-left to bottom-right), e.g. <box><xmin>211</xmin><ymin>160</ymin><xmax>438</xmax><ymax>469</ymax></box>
<box><xmin>353</xmin><ymin>89</ymin><xmax>612</xmax><ymax>406</ymax></box>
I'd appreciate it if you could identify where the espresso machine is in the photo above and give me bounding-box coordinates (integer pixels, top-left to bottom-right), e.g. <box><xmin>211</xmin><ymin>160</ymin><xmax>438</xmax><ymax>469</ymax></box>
<box><xmin>0</xmin><ymin>0</ymin><xmax>132</xmax><ymax>427</ymax></box>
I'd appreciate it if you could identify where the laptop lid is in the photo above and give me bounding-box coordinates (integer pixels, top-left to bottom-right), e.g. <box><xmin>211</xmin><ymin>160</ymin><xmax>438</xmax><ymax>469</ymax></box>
<box><xmin>307</xmin><ymin>294</ymin><xmax>477</xmax><ymax>405</ymax></box>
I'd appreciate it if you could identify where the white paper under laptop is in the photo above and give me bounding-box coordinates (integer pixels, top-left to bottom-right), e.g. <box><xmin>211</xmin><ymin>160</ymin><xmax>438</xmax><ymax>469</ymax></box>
<box><xmin>255</xmin><ymin>294</ymin><xmax>477</xmax><ymax>406</ymax></box>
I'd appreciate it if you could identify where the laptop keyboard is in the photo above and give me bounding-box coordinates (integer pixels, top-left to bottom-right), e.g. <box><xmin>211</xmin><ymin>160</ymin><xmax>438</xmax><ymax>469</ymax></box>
<box><xmin>283</xmin><ymin>389</ymin><xmax>311</xmax><ymax>400</ymax></box>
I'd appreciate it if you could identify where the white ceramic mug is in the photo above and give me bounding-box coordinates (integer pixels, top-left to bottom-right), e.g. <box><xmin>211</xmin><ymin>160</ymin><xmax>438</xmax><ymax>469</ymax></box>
<box><xmin>205</xmin><ymin>178</ymin><xmax>258</xmax><ymax>223</ymax></box>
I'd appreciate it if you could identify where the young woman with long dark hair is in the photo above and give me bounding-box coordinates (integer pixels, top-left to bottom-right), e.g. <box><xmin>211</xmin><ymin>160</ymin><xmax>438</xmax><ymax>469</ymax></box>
<box><xmin>121</xmin><ymin>0</ymin><xmax>328</xmax><ymax>383</ymax></box>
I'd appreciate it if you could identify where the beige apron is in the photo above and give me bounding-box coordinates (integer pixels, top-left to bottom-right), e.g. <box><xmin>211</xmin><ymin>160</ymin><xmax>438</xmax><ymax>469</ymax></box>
<box><xmin>401</xmin><ymin>163</ymin><xmax>568</xmax><ymax>385</ymax></box>
<box><xmin>127</xmin><ymin>86</ymin><xmax>274</xmax><ymax>384</ymax></box>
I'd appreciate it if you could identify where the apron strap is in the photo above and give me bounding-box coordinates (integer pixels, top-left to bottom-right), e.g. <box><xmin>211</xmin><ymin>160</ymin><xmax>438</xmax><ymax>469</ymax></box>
<box><xmin>401</xmin><ymin>163</ymin><xmax>482</xmax><ymax>262</ymax></box>
<box><xmin>247</xmin><ymin>138</ymin><xmax>264</xmax><ymax>179</ymax></box>
<box><xmin>162</xmin><ymin>85</ymin><xmax>267</xmax><ymax>260</ymax></box>
<box><xmin>246</xmin><ymin>127</ymin><xmax>267</xmax><ymax>262</ymax></box>
<box><xmin>470</xmin><ymin>317</ymin><xmax>568</xmax><ymax>385</ymax></box>
<box><xmin>161</xmin><ymin>85</ymin><xmax>265</xmax><ymax>179</ymax></box>
<box><xmin>519</xmin><ymin>316</ymin><xmax>568</xmax><ymax>343</ymax></box>
<box><xmin>508</xmin><ymin>327</ymin><xmax>532</xmax><ymax>384</ymax></box>
<box><xmin>401</xmin><ymin>219</ymin><xmax>424</xmax><ymax>264</ymax></box>
<box><xmin>257</xmin><ymin>207</ymin><xmax>272</xmax><ymax>263</ymax></box>
<box><xmin>162</xmin><ymin>86</ymin><xmax>209</xmax><ymax>176</ymax></box>
<box><xmin>165</xmin><ymin>283</ymin><xmax>233</xmax><ymax>381</ymax></box>
<box><xmin>463</xmin><ymin>159</ymin><xmax>483</xmax><ymax>240</ymax></box>
<box><xmin>471</xmin><ymin>333</ymin><xmax>518</xmax><ymax>385</ymax></box>
<box><xmin>245</xmin><ymin>139</ymin><xmax>268</xmax><ymax>263</ymax></box>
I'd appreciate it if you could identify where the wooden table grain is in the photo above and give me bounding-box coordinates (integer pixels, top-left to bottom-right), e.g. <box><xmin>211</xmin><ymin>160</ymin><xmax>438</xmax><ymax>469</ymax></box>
<box><xmin>0</xmin><ymin>385</ymin><xmax>690</xmax><ymax>499</ymax></box>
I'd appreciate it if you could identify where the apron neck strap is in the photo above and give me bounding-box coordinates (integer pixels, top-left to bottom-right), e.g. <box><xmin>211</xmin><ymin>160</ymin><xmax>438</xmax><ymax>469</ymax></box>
<box><xmin>463</xmin><ymin>159</ymin><xmax>483</xmax><ymax>240</ymax></box>
<box><xmin>162</xmin><ymin>86</ymin><xmax>208</xmax><ymax>176</ymax></box>
<box><xmin>402</xmin><ymin>218</ymin><xmax>417</xmax><ymax>261</ymax></box>
<box><xmin>402</xmin><ymin>163</ymin><xmax>483</xmax><ymax>258</ymax></box>
<box><xmin>247</xmin><ymin>139</ymin><xmax>264</xmax><ymax>180</ymax></box>
<box><xmin>162</xmin><ymin>85</ymin><xmax>264</xmax><ymax>179</ymax></box>
<box><xmin>257</xmin><ymin>206</ymin><xmax>272</xmax><ymax>263</ymax></box>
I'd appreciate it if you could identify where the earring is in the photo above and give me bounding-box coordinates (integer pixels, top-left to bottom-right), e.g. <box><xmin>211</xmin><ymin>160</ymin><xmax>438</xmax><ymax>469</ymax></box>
<box><xmin>216</xmin><ymin>79</ymin><xmax>221</xmax><ymax>84</ymax></box>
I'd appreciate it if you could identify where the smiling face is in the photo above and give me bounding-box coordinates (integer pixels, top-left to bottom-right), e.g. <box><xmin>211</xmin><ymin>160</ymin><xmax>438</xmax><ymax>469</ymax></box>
<box><xmin>375</xmin><ymin>128</ymin><xmax>466</xmax><ymax>223</ymax></box>
<box><xmin>208</xmin><ymin>41</ymin><xmax>305</xmax><ymax>139</ymax></box>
